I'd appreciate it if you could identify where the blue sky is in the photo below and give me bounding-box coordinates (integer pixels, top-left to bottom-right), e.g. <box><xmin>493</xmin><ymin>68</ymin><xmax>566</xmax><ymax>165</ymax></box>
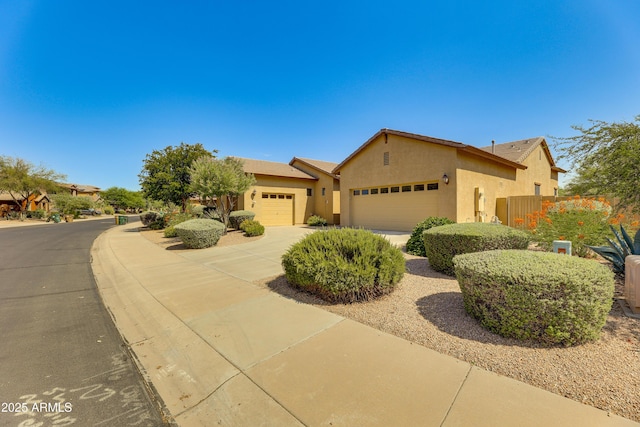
<box><xmin>1</xmin><ymin>1</ymin><xmax>639</xmax><ymax>191</ymax></box>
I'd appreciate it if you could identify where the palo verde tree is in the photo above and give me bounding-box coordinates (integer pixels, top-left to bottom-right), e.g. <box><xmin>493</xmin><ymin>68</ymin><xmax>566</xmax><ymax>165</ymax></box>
<box><xmin>139</xmin><ymin>143</ymin><xmax>216</xmax><ymax>212</ymax></box>
<box><xmin>0</xmin><ymin>156</ymin><xmax>65</xmax><ymax>214</ymax></box>
<box><xmin>553</xmin><ymin>115</ymin><xmax>640</xmax><ymax>213</ymax></box>
<box><xmin>189</xmin><ymin>156</ymin><xmax>256</xmax><ymax>227</ymax></box>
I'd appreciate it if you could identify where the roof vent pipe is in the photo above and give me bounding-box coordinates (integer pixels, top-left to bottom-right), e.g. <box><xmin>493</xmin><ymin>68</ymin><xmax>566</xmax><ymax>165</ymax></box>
<box><xmin>491</xmin><ymin>140</ymin><xmax>495</xmax><ymax>153</ymax></box>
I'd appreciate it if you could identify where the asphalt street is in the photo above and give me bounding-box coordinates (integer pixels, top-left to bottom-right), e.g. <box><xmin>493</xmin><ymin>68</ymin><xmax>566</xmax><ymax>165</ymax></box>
<box><xmin>0</xmin><ymin>218</ymin><xmax>168</xmax><ymax>426</ymax></box>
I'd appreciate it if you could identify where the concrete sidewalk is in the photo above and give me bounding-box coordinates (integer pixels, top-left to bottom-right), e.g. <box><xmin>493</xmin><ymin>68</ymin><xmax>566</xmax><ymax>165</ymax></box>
<box><xmin>91</xmin><ymin>221</ymin><xmax>638</xmax><ymax>426</ymax></box>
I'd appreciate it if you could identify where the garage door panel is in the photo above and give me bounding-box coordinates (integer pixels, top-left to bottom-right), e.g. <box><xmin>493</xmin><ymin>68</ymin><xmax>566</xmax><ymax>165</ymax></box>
<box><xmin>260</xmin><ymin>194</ymin><xmax>294</xmax><ymax>226</ymax></box>
<box><xmin>350</xmin><ymin>189</ymin><xmax>438</xmax><ymax>231</ymax></box>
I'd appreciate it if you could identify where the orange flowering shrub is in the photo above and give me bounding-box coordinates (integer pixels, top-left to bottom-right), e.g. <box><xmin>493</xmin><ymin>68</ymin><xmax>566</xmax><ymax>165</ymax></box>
<box><xmin>515</xmin><ymin>197</ymin><xmax>612</xmax><ymax>257</ymax></box>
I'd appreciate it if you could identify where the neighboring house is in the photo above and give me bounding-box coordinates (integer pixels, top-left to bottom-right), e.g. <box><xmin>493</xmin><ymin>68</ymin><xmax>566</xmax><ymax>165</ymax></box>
<box><xmin>333</xmin><ymin>129</ymin><xmax>565</xmax><ymax>231</ymax></box>
<box><xmin>235</xmin><ymin>157</ymin><xmax>339</xmax><ymax>226</ymax></box>
<box><xmin>0</xmin><ymin>191</ymin><xmax>51</xmax><ymax>215</ymax></box>
<box><xmin>58</xmin><ymin>183</ymin><xmax>102</xmax><ymax>201</ymax></box>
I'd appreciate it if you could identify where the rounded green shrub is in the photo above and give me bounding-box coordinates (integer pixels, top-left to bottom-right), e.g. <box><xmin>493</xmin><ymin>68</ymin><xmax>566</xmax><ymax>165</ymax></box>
<box><xmin>240</xmin><ymin>219</ymin><xmax>265</xmax><ymax>236</ymax></box>
<box><xmin>174</xmin><ymin>219</ymin><xmax>226</xmax><ymax>249</ymax></box>
<box><xmin>307</xmin><ymin>215</ymin><xmax>328</xmax><ymax>227</ymax></box>
<box><xmin>164</xmin><ymin>225</ymin><xmax>177</xmax><ymax>238</ymax></box>
<box><xmin>454</xmin><ymin>250</ymin><xmax>614</xmax><ymax>346</ymax></box>
<box><xmin>229</xmin><ymin>210</ymin><xmax>256</xmax><ymax>229</ymax></box>
<box><xmin>167</xmin><ymin>212</ymin><xmax>194</xmax><ymax>226</ymax></box>
<box><xmin>190</xmin><ymin>204</ymin><xmax>205</xmax><ymax>217</ymax></box>
<box><xmin>424</xmin><ymin>223</ymin><xmax>529</xmax><ymax>275</ymax></box>
<box><xmin>406</xmin><ymin>216</ymin><xmax>456</xmax><ymax>256</ymax></box>
<box><xmin>282</xmin><ymin>228</ymin><xmax>405</xmax><ymax>303</ymax></box>
<box><xmin>140</xmin><ymin>211</ymin><xmax>162</xmax><ymax>226</ymax></box>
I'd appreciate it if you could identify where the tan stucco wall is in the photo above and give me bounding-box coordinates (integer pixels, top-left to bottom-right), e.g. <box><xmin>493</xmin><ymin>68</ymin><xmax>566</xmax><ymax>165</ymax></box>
<box><xmin>455</xmin><ymin>152</ymin><xmax>517</xmax><ymax>222</ymax></box>
<box><xmin>239</xmin><ymin>175</ymin><xmax>316</xmax><ymax>225</ymax></box>
<box><xmin>339</xmin><ymin>134</ymin><xmax>562</xmax><ymax>229</ymax></box>
<box><xmin>338</xmin><ymin>133</ymin><xmax>459</xmax><ymax>227</ymax></box>
<box><xmin>455</xmin><ymin>146</ymin><xmax>559</xmax><ymax>222</ymax></box>
<box><xmin>289</xmin><ymin>160</ymin><xmax>340</xmax><ymax>225</ymax></box>
<box><xmin>517</xmin><ymin>145</ymin><xmax>560</xmax><ymax>196</ymax></box>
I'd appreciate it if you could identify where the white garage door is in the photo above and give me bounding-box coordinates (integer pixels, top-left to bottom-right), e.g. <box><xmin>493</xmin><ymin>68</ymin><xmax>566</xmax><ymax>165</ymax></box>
<box><xmin>350</xmin><ymin>183</ymin><xmax>439</xmax><ymax>231</ymax></box>
<box><xmin>260</xmin><ymin>193</ymin><xmax>294</xmax><ymax>226</ymax></box>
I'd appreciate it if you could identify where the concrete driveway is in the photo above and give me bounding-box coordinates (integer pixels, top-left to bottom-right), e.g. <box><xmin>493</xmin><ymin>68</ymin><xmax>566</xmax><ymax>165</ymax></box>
<box><xmin>91</xmin><ymin>221</ymin><xmax>636</xmax><ymax>427</ymax></box>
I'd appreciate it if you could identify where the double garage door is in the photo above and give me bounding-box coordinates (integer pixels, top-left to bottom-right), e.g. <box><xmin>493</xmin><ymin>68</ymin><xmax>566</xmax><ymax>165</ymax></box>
<box><xmin>350</xmin><ymin>183</ymin><xmax>439</xmax><ymax>231</ymax></box>
<box><xmin>260</xmin><ymin>193</ymin><xmax>294</xmax><ymax>226</ymax></box>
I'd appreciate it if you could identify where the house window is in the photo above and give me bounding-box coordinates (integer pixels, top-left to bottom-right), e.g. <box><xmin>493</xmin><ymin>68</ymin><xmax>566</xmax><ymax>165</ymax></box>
<box><xmin>427</xmin><ymin>183</ymin><xmax>439</xmax><ymax>190</ymax></box>
<box><xmin>322</xmin><ymin>187</ymin><xmax>326</xmax><ymax>196</ymax></box>
<box><xmin>383</xmin><ymin>152</ymin><xmax>390</xmax><ymax>166</ymax></box>
<box><xmin>414</xmin><ymin>184</ymin><xmax>425</xmax><ymax>191</ymax></box>
<box><xmin>362</xmin><ymin>189</ymin><xmax>369</xmax><ymax>195</ymax></box>
<box><xmin>390</xmin><ymin>186</ymin><xmax>400</xmax><ymax>193</ymax></box>
<box><xmin>307</xmin><ymin>188</ymin><xmax>313</xmax><ymax>197</ymax></box>
<box><xmin>534</xmin><ymin>184</ymin><xmax>541</xmax><ymax>196</ymax></box>
<box><xmin>353</xmin><ymin>190</ymin><xmax>360</xmax><ymax>196</ymax></box>
<box><xmin>371</xmin><ymin>188</ymin><xmax>379</xmax><ymax>195</ymax></box>
<box><xmin>380</xmin><ymin>187</ymin><xmax>389</xmax><ymax>194</ymax></box>
<box><xmin>402</xmin><ymin>185</ymin><xmax>411</xmax><ymax>192</ymax></box>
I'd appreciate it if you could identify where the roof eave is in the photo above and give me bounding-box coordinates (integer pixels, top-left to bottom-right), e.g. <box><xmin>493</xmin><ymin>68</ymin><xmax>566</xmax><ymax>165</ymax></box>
<box><xmin>459</xmin><ymin>146</ymin><xmax>528</xmax><ymax>169</ymax></box>
<box><xmin>290</xmin><ymin>157</ymin><xmax>339</xmax><ymax>179</ymax></box>
<box><xmin>551</xmin><ymin>166</ymin><xmax>567</xmax><ymax>173</ymax></box>
<box><xmin>333</xmin><ymin>128</ymin><xmax>466</xmax><ymax>173</ymax></box>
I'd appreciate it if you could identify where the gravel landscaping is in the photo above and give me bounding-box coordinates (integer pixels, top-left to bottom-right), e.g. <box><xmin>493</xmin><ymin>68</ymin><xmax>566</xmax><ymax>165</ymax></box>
<box><xmin>257</xmin><ymin>253</ymin><xmax>640</xmax><ymax>422</ymax></box>
<box><xmin>140</xmin><ymin>226</ymin><xmax>263</xmax><ymax>250</ymax></box>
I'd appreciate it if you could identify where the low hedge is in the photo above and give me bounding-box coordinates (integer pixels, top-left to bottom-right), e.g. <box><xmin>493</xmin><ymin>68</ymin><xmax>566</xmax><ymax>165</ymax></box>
<box><xmin>307</xmin><ymin>215</ymin><xmax>328</xmax><ymax>227</ymax></box>
<box><xmin>229</xmin><ymin>210</ymin><xmax>255</xmax><ymax>229</ymax></box>
<box><xmin>424</xmin><ymin>223</ymin><xmax>529</xmax><ymax>275</ymax></box>
<box><xmin>240</xmin><ymin>219</ymin><xmax>265</xmax><ymax>236</ymax></box>
<box><xmin>174</xmin><ymin>219</ymin><xmax>226</xmax><ymax>249</ymax></box>
<box><xmin>454</xmin><ymin>250</ymin><xmax>614</xmax><ymax>346</ymax></box>
<box><xmin>406</xmin><ymin>216</ymin><xmax>456</xmax><ymax>256</ymax></box>
<box><xmin>282</xmin><ymin>228</ymin><xmax>405</xmax><ymax>303</ymax></box>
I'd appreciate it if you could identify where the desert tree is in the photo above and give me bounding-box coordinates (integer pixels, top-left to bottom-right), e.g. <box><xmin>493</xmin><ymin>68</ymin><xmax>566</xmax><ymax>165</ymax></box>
<box><xmin>189</xmin><ymin>156</ymin><xmax>256</xmax><ymax>227</ymax></box>
<box><xmin>139</xmin><ymin>143</ymin><xmax>216</xmax><ymax>212</ymax></box>
<box><xmin>553</xmin><ymin>115</ymin><xmax>640</xmax><ymax>212</ymax></box>
<box><xmin>0</xmin><ymin>156</ymin><xmax>65</xmax><ymax>215</ymax></box>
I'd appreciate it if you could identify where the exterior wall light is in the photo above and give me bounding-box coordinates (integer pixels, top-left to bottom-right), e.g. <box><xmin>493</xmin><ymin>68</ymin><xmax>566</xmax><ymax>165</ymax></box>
<box><xmin>442</xmin><ymin>174</ymin><xmax>450</xmax><ymax>185</ymax></box>
<box><xmin>251</xmin><ymin>189</ymin><xmax>257</xmax><ymax>198</ymax></box>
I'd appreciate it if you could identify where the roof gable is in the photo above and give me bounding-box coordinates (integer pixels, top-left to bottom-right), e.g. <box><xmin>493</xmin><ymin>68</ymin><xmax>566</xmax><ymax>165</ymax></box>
<box><xmin>289</xmin><ymin>157</ymin><xmax>339</xmax><ymax>179</ymax></box>
<box><xmin>479</xmin><ymin>137</ymin><xmax>566</xmax><ymax>173</ymax></box>
<box><xmin>333</xmin><ymin>128</ymin><xmax>526</xmax><ymax>173</ymax></box>
<box><xmin>237</xmin><ymin>157</ymin><xmax>317</xmax><ymax>180</ymax></box>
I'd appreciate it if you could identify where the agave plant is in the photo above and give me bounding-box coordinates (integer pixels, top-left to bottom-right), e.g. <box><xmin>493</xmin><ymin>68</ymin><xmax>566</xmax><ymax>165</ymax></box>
<box><xmin>588</xmin><ymin>224</ymin><xmax>640</xmax><ymax>275</ymax></box>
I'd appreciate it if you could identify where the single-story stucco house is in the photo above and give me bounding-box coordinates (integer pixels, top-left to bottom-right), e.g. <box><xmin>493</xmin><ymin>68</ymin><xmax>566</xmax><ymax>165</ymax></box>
<box><xmin>332</xmin><ymin>129</ymin><xmax>565</xmax><ymax>231</ymax></box>
<box><xmin>235</xmin><ymin>157</ymin><xmax>339</xmax><ymax>226</ymax></box>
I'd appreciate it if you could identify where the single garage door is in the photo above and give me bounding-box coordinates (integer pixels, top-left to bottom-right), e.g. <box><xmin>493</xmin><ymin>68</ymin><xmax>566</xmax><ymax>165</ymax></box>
<box><xmin>350</xmin><ymin>183</ymin><xmax>439</xmax><ymax>231</ymax></box>
<box><xmin>260</xmin><ymin>193</ymin><xmax>294</xmax><ymax>226</ymax></box>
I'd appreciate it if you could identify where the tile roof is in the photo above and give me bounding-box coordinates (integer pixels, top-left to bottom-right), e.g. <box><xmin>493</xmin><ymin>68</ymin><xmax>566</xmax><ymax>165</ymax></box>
<box><xmin>479</xmin><ymin>137</ymin><xmax>566</xmax><ymax>172</ymax></box>
<box><xmin>237</xmin><ymin>157</ymin><xmax>317</xmax><ymax>180</ymax></box>
<box><xmin>289</xmin><ymin>157</ymin><xmax>339</xmax><ymax>178</ymax></box>
<box><xmin>479</xmin><ymin>137</ymin><xmax>545</xmax><ymax>164</ymax></box>
<box><xmin>59</xmin><ymin>183</ymin><xmax>102</xmax><ymax>192</ymax></box>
